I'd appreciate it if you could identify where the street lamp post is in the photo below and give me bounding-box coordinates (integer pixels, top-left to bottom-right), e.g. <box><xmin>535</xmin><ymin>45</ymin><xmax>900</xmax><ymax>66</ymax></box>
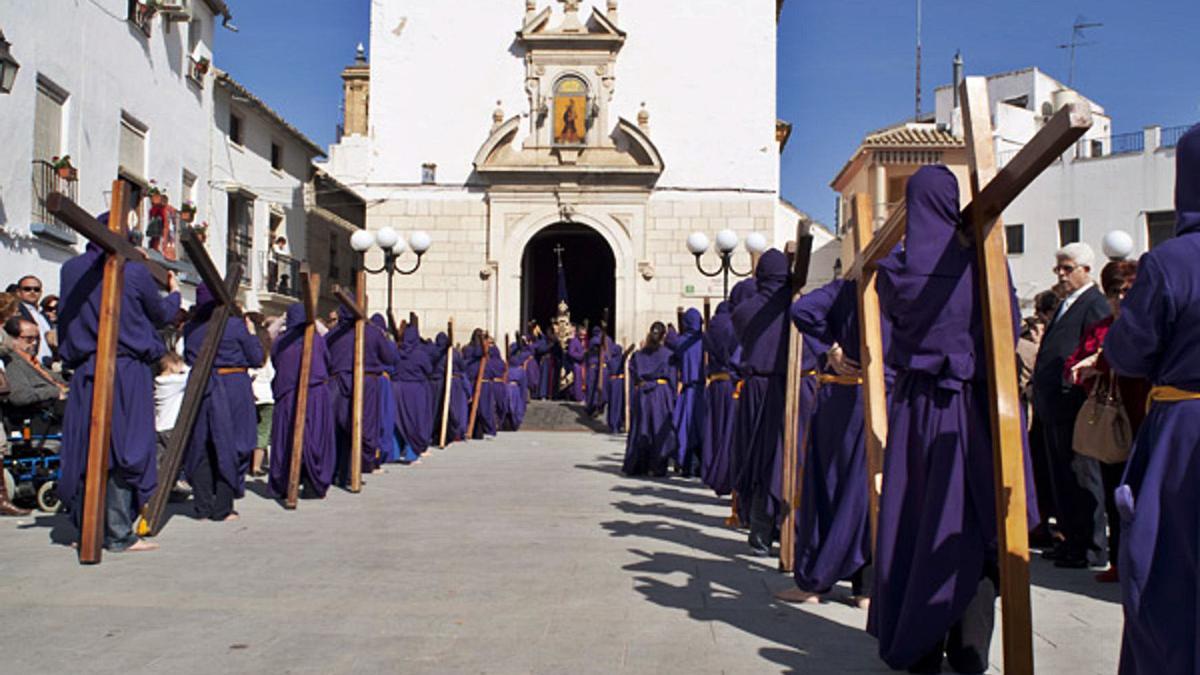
<box><xmin>350</xmin><ymin>226</ymin><xmax>432</xmax><ymax>330</ymax></box>
<box><xmin>686</xmin><ymin>229</ymin><xmax>769</xmax><ymax>299</ymax></box>
<box><xmin>0</xmin><ymin>30</ymin><xmax>21</xmax><ymax>94</ymax></box>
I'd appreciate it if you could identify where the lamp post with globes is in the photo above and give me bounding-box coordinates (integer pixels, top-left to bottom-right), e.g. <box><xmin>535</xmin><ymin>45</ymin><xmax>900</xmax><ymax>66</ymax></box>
<box><xmin>350</xmin><ymin>226</ymin><xmax>432</xmax><ymax>330</ymax></box>
<box><xmin>686</xmin><ymin>229</ymin><xmax>769</xmax><ymax>299</ymax></box>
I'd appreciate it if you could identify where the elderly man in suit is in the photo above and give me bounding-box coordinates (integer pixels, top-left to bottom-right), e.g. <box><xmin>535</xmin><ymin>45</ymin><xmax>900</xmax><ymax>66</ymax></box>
<box><xmin>1032</xmin><ymin>242</ymin><xmax>1111</xmax><ymax>569</ymax></box>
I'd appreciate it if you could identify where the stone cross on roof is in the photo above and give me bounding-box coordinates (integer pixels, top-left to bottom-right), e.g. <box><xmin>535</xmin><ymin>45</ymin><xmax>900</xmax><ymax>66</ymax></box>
<box><xmin>557</xmin><ymin>0</ymin><xmax>583</xmax><ymax>31</ymax></box>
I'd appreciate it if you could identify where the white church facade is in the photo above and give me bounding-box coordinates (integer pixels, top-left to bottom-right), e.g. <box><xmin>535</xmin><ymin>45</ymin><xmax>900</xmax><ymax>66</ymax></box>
<box><xmin>324</xmin><ymin>0</ymin><xmax>831</xmax><ymax>344</ymax></box>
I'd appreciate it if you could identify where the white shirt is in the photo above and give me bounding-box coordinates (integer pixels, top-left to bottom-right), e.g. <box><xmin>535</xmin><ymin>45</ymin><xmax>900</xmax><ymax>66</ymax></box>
<box><xmin>1054</xmin><ymin>281</ymin><xmax>1095</xmax><ymax>323</ymax></box>
<box><xmin>22</xmin><ymin>302</ymin><xmax>51</xmax><ymax>363</ymax></box>
<box><xmin>154</xmin><ymin>368</ymin><xmax>190</xmax><ymax>432</ymax></box>
<box><xmin>250</xmin><ymin>359</ymin><xmax>275</xmax><ymax>406</ymax></box>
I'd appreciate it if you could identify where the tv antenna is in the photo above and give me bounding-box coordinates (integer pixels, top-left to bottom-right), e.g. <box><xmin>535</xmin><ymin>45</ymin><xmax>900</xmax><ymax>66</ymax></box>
<box><xmin>1057</xmin><ymin>16</ymin><xmax>1102</xmax><ymax>87</ymax></box>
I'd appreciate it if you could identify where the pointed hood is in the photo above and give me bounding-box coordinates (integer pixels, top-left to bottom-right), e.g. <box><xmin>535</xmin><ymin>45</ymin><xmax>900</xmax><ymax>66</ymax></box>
<box><xmin>1176</xmin><ymin>124</ymin><xmax>1200</xmax><ymax>236</ymax></box>
<box><xmin>285</xmin><ymin>303</ymin><xmax>308</xmax><ymax>330</ymax></box>
<box><xmin>337</xmin><ymin>303</ymin><xmax>357</xmax><ymax>323</ymax></box>
<box><xmin>681</xmin><ymin>307</ymin><xmax>702</xmax><ymax>333</ymax></box>
<box><xmin>883</xmin><ymin>165</ymin><xmax>971</xmax><ymax>278</ymax></box>
<box><xmin>754</xmin><ymin>248</ymin><xmax>789</xmax><ymax>296</ymax></box>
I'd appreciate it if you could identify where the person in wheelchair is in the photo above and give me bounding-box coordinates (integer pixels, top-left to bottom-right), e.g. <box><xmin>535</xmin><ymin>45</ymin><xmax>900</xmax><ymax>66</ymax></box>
<box><xmin>2</xmin><ymin>317</ymin><xmax>67</xmax><ymax>435</ymax></box>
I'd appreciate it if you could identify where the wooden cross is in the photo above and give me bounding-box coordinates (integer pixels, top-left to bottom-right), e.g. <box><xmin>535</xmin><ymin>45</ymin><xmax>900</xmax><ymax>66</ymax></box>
<box><xmin>285</xmin><ymin>268</ymin><xmax>322</xmax><ymax>510</ymax></box>
<box><xmin>777</xmin><ymin>222</ymin><xmax>815</xmax><ymax>573</ymax></box>
<box><xmin>844</xmin><ymin>78</ymin><xmax>1092</xmax><ymax>674</ymax></box>
<box><xmin>139</xmin><ymin>226</ymin><xmax>243</xmax><ymax>536</ymax></box>
<box><xmin>438</xmin><ymin>319</ymin><xmax>455</xmax><ymax>448</ymax></box>
<box><xmin>333</xmin><ymin>272</ymin><xmax>367</xmax><ymax>493</ymax></box>
<box><xmin>45</xmin><ymin>184</ymin><xmax>158</xmax><ymax>564</ymax></box>
<box><xmin>466</xmin><ymin>332</ymin><xmax>489</xmax><ymax>439</ymax></box>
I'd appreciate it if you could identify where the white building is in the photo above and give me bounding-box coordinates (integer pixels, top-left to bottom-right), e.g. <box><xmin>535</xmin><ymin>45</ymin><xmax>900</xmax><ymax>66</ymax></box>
<box><xmin>934</xmin><ymin>68</ymin><xmax>1184</xmax><ymax>300</ymax></box>
<box><xmin>209</xmin><ymin>71</ymin><xmax>331</xmax><ymax>315</ymax></box>
<box><xmin>0</xmin><ymin>0</ymin><xmax>231</xmax><ymax>299</ymax></box>
<box><xmin>833</xmin><ymin>65</ymin><xmax>1185</xmax><ymax>307</ymax></box>
<box><xmin>325</xmin><ymin>0</ymin><xmax>831</xmax><ymax>342</ymax></box>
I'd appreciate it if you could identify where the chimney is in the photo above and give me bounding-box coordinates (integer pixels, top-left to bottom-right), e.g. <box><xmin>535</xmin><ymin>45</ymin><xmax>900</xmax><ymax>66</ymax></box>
<box><xmin>952</xmin><ymin>50</ymin><xmax>964</xmax><ymax>108</ymax></box>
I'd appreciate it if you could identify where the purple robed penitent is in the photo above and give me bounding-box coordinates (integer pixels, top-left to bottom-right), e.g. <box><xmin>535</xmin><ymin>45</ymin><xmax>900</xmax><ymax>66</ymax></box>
<box><xmin>1107</xmin><ymin>124</ymin><xmax>1200</xmax><ymax>675</ymax></box>
<box><xmin>503</xmin><ymin>343</ymin><xmax>529</xmax><ymax>430</ymax></box>
<box><xmin>523</xmin><ymin>334</ymin><xmax>541</xmax><ymax>400</ymax></box>
<box><xmin>622</xmin><ymin>344</ymin><xmax>676</xmax><ymax>476</ymax></box>
<box><xmin>868</xmin><ymin>166</ymin><xmax>1037</xmax><ymax>670</ymax></box>
<box><xmin>183</xmin><ymin>284</ymin><xmax>263</xmax><ymax>497</ymax></box>
<box><xmin>534</xmin><ymin>336</ymin><xmax>558</xmax><ymax>400</ymax></box>
<box><xmin>790</xmin><ymin>278</ymin><xmax>890</xmax><ymax>594</ymax></box>
<box><xmin>268</xmin><ymin>304</ymin><xmax>336</xmax><ymax>499</ymax></box>
<box><xmin>730</xmin><ymin>249</ymin><xmax>795</xmax><ymax>522</ymax></box>
<box><xmin>465</xmin><ymin>342</ymin><xmax>497</xmax><ymax>437</ymax></box>
<box><xmin>327</xmin><ymin>306</ymin><xmax>397</xmax><ymax>479</ymax></box>
<box><xmin>370</xmin><ymin>315</ymin><xmax>401</xmax><ymax>463</ymax></box>
<box><xmin>585</xmin><ymin>328</ymin><xmax>607</xmax><ymax>415</ymax></box>
<box><xmin>59</xmin><ymin>240</ymin><xmax>181</xmax><ymax>517</ymax></box>
<box><xmin>485</xmin><ymin>344</ymin><xmax>508</xmax><ymax>431</ymax></box>
<box><xmin>393</xmin><ymin>325</ymin><xmax>435</xmax><ymax>455</ymax></box>
<box><xmin>449</xmin><ymin>344</ymin><xmax>470</xmax><ymax>441</ymax></box>
<box><xmin>604</xmin><ymin>343</ymin><xmax>626</xmax><ymax>433</ymax></box>
<box><xmin>670</xmin><ymin>309</ymin><xmax>705</xmax><ymax>470</ymax></box>
<box><xmin>567</xmin><ymin>335</ymin><xmax>586</xmax><ymax>402</ymax></box>
<box><xmin>701</xmin><ymin>301</ymin><xmax>739</xmax><ymax>495</ymax></box>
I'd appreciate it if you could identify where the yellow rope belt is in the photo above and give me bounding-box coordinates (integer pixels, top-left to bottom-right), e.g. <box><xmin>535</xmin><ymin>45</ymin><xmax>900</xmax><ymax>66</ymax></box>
<box><xmin>215</xmin><ymin>367</ymin><xmax>247</xmax><ymax>375</ymax></box>
<box><xmin>732</xmin><ymin>380</ymin><xmax>744</xmax><ymax>400</ymax></box>
<box><xmin>609</xmin><ymin>374</ymin><xmax>624</xmax><ymax>380</ymax></box>
<box><xmin>818</xmin><ymin>373</ymin><xmax>863</xmax><ymax>386</ymax></box>
<box><xmin>490</xmin><ymin>378</ymin><xmax>507</xmax><ymax>383</ymax></box>
<box><xmin>1146</xmin><ymin>385</ymin><xmax>1200</xmax><ymax>413</ymax></box>
<box><xmin>801</xmin><ymin>369</ymin><xmax>818</xmax><ymax>377</ymax></box>
<box><xmin>706</xmin><ymin>372</ymin><xmax>732</xmax><ymax>384</ymax></box>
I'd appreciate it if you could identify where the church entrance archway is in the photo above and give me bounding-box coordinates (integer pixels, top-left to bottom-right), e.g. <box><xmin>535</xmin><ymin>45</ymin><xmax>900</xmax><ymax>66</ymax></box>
<box><xmin>521</xmin><ymin>223</ymin><xmax>616</xmax><ymax>336</ymax></box>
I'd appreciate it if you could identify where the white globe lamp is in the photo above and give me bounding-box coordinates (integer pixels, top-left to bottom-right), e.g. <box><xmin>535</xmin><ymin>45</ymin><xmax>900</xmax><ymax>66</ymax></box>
<box><xmin>410</xmin><ymin>231</ymin><xmax>432</xmax><ymax>255</ymax></box>
<box><xmin>1102</xmin><ymin>230</ymin><xmax>1135</xmax><ymax>261</ymax></box>
<box><xmin>745</xmin><ymin>232</ymin><xmax>768</xmax><ymax>255</ymax></box>
<box><xmin>391</xmin><ymin>236</ymin><xmax>409</xmax><ymax>255</ymax></box>
<box><xmin>715</xmin><ymin>229</ymin><xmax>739</xmax><ymax>254</ymax></box>
<box><xmin>350</xmin><ymin>229</ymin><xmax>375</xmax><ymax>252</ymax></box>
<box><xmin>686</xmin><ymin>232</ymin><xmax>710</xmax><ymax>255</ymax></box>
<box><xmin>375</xmin><ymin>226</ymin><xmax>399</xmax><ymax>250</ymax></box>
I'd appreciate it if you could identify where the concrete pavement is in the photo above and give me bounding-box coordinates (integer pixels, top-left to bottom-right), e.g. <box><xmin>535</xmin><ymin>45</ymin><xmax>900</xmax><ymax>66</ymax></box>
<box><xmin>0</xmin><ymin>428</ymin><xmax>1122</xmax><ymax>673</ymax></box>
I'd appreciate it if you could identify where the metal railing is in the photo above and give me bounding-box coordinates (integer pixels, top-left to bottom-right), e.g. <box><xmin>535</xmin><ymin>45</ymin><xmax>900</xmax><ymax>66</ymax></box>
<box><xmin>261</xmin><ymin>250</ymin><xmax>301</xmax><ymax>299</ymax></box>
<box><xmin>1162</xmin><ymin>125</ymin><xmax>1191</xmax><ymax>149</ymax></box>
<box><xmin>225</xmin><ymin>229</ymin><xmax>253</xmax><ymax>285</ymax></box>
<box><xmin>1108</xmin><ymin>131</ymin><xmax>1144</xmax><ymax>156</ymax></box>
<box><xmin>30</xmin><ymin>160</ymin><xmax>79</xmax><ymax>245</ymax></box>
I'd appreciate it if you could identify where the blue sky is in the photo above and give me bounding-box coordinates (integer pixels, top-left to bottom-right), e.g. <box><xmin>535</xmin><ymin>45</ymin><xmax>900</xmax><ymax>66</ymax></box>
<box><xmin>217</xmin><ymin>1</ymin><xmax>1199</xmax><ymax>226</ymax></box>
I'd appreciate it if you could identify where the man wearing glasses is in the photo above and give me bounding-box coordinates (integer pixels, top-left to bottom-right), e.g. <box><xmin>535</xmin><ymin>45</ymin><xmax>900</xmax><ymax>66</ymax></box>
<box><xmin>1032</xmin><ymin>243</ymin><xmax>1112</xmax><ymax>570</ymax></box>
<box><xmin>16</xmin><ymin>275</ymin><xmax>52</xmax><ymax>365</ymax></box>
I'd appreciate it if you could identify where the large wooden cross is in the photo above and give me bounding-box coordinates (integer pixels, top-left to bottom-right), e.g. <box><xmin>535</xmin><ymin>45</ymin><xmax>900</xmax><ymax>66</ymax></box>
<box><xmin>466</xmin><ymin>333</ymin><xmax>489</xmax><ymax>439</ymax></box>
<box><xmin>139</xmin><ymin>227</ymin><xmax>242</xmax><ymax>536</ymax></box>
<box><xmin>438</xmin><ymin>319</ymin><xmax>455</xmax><ymax>448</ymax></box>
<box><xmin>333</xmin><ymin>272</ymin><xmax>367</xmax><ymax>493</ymax></box>
<box><xmin>285</xmin><ymin>268</ymin><xmax>322</xmax><ymax>509</ymax></box>
<box><xmin>844</xmin><ymin>78</ymin><xmax>1092</xmax><ymax>674</ymax></box>
<box><xmin>777</xmin><ymin>222</ymin><xmax>814</xmax><ymax>573</ymax></box>
<box><xmin>46</xmin><ymin>183</ymin><xmax>171</xmax><ymax>564</ymax></box>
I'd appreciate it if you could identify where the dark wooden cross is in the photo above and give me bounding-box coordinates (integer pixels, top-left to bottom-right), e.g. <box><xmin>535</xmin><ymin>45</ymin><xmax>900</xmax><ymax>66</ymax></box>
<box><xmin>139</xmin><ymin>225</ymin><xmax>242</xmax><ymax>536</ymax></box>
<box><xmin>45</xmin><ymin>183</ymin><xmax>167</xmax><ymax>564</ymax></box>
<box><xmin>777</xmin><ymin>222</ymin><xmax>815</xmax><ymax>573</ymax></box>
<box><xmin>333</xmin><ymin>272</ymin><xmax>367</xmax><ymax>494</ymax></box>
<box><xmin>285</xmin><ymin>268</ymin><xmax>322</xmax><ymax>510</ymax></box>
<box><xmin>844</xmin><ymin>78</ymin><xmax>1092</xmax><ymax>674</ymax></box>
<box><xmin>438</xmin><ymin>319</ymin><xmax>455</xmax><ymax>448</ymax></box>
<box><xmin>466</xmin><ymin>332</ymin><xmax>489</xmax><ymax>439</ymax></box>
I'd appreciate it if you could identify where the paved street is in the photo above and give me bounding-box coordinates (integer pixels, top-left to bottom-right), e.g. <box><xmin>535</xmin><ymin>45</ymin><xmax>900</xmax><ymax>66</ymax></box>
<box><xmin>0</xmin><ymin>422</ymin><xmax>1121</xmax><ymax>674</ymax></box>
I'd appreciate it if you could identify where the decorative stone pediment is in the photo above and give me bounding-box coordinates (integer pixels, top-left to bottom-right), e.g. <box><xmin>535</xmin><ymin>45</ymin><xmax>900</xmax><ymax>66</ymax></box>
<box><xmin>473</xmin><ymin>114</ymin><xmax>663</xmax><ymax>189</ymax></box>
<box><xmin>474</xmin><ymin>2</ymin><xmax>661</xmax><ymax>189</ymax></box>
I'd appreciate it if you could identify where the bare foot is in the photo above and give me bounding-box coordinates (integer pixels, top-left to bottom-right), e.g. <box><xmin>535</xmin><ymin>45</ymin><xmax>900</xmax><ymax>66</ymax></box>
<box><xmin>223</xmin><ymin>512</ymin><xmax>240</xmax><ymax>522</ymax></box>
<box><xmin>849</xmin><ymin>595</ymin><xmax>870</xmax><ymax>610</ymax></box>
<box><xmin>774</xmin><ymin>587</ymin><xmax>821</xmax><ymax>604</ymax></box>
<box><xmin>124</xmin><ymin>539</ymin><xmax>160</xmax><ymax>553</ymax></box>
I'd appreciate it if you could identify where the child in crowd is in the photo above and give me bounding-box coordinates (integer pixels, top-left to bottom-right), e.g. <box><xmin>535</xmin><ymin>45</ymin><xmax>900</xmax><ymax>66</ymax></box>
<box><xmin>154</xmin><ymin>351</ymin><xmax>191</xmax><ymax>497</ymax></box>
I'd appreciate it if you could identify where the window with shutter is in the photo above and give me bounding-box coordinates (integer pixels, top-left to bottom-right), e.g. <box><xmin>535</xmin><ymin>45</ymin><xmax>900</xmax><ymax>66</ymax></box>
<box><xmin>119</xmin><ymin>114</ymin><xmax>148</xmax><ymax>181</ymax></box>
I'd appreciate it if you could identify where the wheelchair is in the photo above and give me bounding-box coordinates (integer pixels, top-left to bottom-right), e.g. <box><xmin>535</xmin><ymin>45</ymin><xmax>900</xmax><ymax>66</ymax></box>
<box><xmin>1</xmin><ymin>402</ymin><xmax>64</xmax><ymax>513</ymax></box>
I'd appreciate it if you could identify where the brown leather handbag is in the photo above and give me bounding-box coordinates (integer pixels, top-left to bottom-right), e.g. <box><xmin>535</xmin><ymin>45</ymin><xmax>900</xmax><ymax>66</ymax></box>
<box><xmin>1073</xmin><ymin>372</ymin><xmax>1132</xmax><ymax>464</ymax></box>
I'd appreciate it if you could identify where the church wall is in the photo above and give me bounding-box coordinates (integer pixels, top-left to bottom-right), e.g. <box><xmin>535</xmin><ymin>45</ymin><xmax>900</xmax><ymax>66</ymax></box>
<box><xmin>366</xmin><ymin>0</ymin><xmax>777</xmax><ymax>191</ymax></box>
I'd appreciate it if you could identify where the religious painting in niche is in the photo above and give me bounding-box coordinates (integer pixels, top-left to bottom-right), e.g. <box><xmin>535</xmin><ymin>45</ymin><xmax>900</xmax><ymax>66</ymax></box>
<box><xmin>553</xmin><ymin>76</ymin><xmax>588</xmax><ymax>146</ymax></box>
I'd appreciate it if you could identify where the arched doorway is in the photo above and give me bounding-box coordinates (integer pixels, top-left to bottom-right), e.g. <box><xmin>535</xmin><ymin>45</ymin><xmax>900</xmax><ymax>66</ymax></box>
<box><xmin>521</xmin><ymin>223</ymin><xmax>616</xmax><ymax>336</ymax></box>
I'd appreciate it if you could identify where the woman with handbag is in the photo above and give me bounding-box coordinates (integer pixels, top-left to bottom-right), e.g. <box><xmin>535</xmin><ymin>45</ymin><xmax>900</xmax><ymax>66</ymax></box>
<box><xmin>1064</xmin><ymin>259</ymin><xmax>1151</xmax><ymax>583</ymax></box>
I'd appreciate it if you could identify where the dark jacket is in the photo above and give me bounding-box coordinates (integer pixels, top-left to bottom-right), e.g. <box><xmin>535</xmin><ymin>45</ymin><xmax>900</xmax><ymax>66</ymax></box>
<box><xmin>1031</xmin><ymin>284</ymin><xmax>1110</xmax><ymax>423</ymax></box>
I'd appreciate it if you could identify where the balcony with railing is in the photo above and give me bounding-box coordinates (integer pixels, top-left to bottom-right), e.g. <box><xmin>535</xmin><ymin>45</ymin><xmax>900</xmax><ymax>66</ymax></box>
<box><xmin>260</xmin><ymin>250</ymin><xmax>301</xmax><ymax>300</ymax></box>
<box><xmin>1162</xmin><ymin>124</ymin><xmax>1191</xmax><ymax>149</ymax></box>
<box><xmin>30</xmin><ymin>160</ymin><xmax>79</xmax><ymax>246</ymax></box>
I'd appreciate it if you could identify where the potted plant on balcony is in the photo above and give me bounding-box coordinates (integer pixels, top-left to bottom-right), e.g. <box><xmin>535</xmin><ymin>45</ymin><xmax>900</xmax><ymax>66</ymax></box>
<box><xmin>191</xmin><ymin>220</ymin><xmax>209</xmax><ymax>245</ymax></box>
<box><xmin>149</xmin><ymin>180</ymin><xmax>164</xmax><ymax>206</ymax></box>
<box><xmin>180</xmin><ymin>200</ymin><xmax>196</xmax><ymax>223</ymax></box>
<box><xmin>52</xmin><ymin>155</ymin><xmax>77</xmax><ymax>182</ymax></box>
<box><xmin>194</xmin><ymin>55</ymin><xmax>210</xmax><ymax>77</ymax></box>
